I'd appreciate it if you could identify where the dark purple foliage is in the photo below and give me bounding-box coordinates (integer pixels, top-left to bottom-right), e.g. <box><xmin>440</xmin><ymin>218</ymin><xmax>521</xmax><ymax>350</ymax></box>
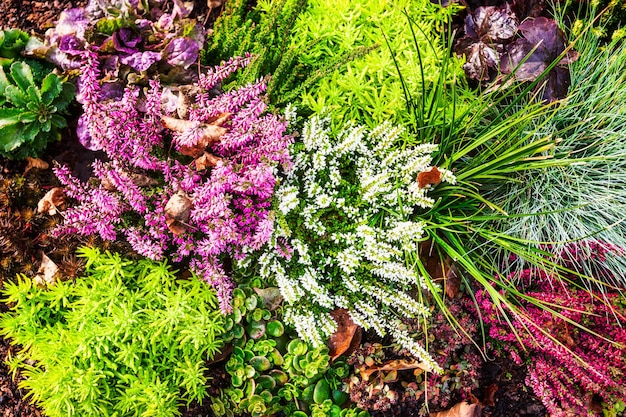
<box><xmin>37</xmin><ymin>1</ymin><xmax>204</xmax><ymax>82</ymax></box>
<box><xmin>500</xmin><ymin>17</ymin><xmax>579</xmax><ymax>101</ymax></box>
<box><xmin>112</xmin><ymin>28</ymin><xmax>142</xmax><ymax>54</ymax></box>
<box><xmin>163</xmin><ymin>37</ymin><xmax>201</xmax><ymax>69</ymax></box>
<box><xmin>454</xmin><ymin>4</ymin><xmax>578</xmax><ymax>101</ymax></box>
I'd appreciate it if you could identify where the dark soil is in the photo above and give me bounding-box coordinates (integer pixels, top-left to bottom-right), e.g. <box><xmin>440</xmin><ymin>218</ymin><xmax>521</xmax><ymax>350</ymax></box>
<box><xmin>0</xmin><ymin>2</ymin><xmax>548</xmax><ymax>417</ymax></box>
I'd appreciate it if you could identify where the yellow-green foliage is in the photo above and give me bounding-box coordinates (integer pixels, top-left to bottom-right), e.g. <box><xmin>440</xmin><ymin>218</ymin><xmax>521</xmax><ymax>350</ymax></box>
<box><xmin>290</xmin><ymin>0</ymin><xmax>464</xmax><ymax>128</ymax></box>
<box><xmin>0</xmin><ymin>247</ymin><xmax>225</xmax><ymax>417</ymax></box>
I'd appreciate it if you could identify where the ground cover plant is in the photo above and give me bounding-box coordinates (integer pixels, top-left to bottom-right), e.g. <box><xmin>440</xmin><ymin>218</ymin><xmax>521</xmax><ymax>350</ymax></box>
<box><xmin>476</xmin><ymin>244</ymin><xmax>626</xmax><ymax>416</ymax></box>
<box><xmin>0</xmin><ymin>0</ymin><xmax>626</xmax><ymax>416</ymax></box>
<box><xmin>0</xmin><ymin>247</ymin><xmax>226</xmax><ymax>417</ymax></box>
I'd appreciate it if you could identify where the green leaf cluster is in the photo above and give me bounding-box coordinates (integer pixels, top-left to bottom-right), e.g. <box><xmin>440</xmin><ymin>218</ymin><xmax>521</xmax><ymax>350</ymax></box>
<box><xmin>0</xmin><ymin>29</ymin><xmax>29</xmax><ymax>66</ymax></box>
<box><xmin>212</xmin><ymin>286</ymin><xmax>364</xmax><ymax>417</ymax></box>
<box><xmin>0</xmin><ymin>61</ymin><xmax>75</xmax><ymax>159</ymax></box>
<box><xmin>0</xmin><ymin>247</ymin><xmax>226</xmax><ymax>417</ymax></box>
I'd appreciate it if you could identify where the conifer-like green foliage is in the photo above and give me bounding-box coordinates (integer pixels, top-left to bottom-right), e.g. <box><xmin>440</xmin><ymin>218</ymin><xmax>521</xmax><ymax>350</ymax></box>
<box><xmin>0</xmin><ymin>247</ymin><xmax>226</xmax><ymax>417</ymax></box>
<box><xmin>202</xmin><ymin>0</ymin><xmax>378</xmax><ymax>109</ymax></box>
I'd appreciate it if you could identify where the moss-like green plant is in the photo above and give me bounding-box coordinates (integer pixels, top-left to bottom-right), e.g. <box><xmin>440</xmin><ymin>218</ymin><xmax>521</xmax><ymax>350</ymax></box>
<box><xmin>211</xmin><ymin>285</ymin><xmax>366</xmax><ymax>417</ymax></box>
<box><xmin>289</xmin><ymin>0</ymin><xmax>464</xmax><ymax>129</ymax></box>
<box><xmin>0</xmin><ymin>61</ymin><xmax>75</xmax><ymax>159</ymax></box>
<box><xmin>0</xmin><ymin>247</ymin><xmax>225</xmax><ymax>417</ymax></box>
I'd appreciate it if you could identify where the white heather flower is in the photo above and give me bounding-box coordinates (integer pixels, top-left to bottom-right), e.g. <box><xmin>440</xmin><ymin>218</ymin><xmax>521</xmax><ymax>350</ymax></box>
<box><xmin>390</xmin><ymin>326</ymin><xmax>442</xmax><ymax>374</ymax></box>
<box><xmin>299</xmin><ymin>268</ymin><xmax>334</xmax><ymax>309</ymax></box>
<box><xmin>387</xmin><ymin>220</ymin><xmax>426</xmax><ymax>251</ymax></box>
<box><xmin>275</xmin><ymin>272</ymin><xmax>302</xmax><ymax>304</ymax></box>
<box><xmin>406</xmin><ymin>182</ymin><xmax>436</xmax><ymax>208</ymax></box>
<box><xmin>439</xmin><ymin>168</ymin><xmax>456</xmax><ymax>185</ymax></box>
<box><xmin>365</xmin><ymin>284</ymin><xmax>429</xmax><ymax>316</ymax></box>
<box><xmin>335</xmin><ymin>124</ymin><xmax>365</xmax><ymax>157</ymax></box>
<box><xmin>361</xmin><ymin>171</ymin><xmax>392</xmax><ymax>202</ymax></box>
<box><xmin>306</xmin><ymin>181</ymin><xmax>322</xmax><ymax>199</ymax></box>
<box><xmin>284</xmin><ymin>103</ymin><xmax>297</xmax><ymax>126</ymax></box>
<box><xmin>258</xmin><ymin>252</ymin><xmax>274</xmax><ymax>278</ymax></box>
<box><xmin>371</xmin><ymin>261</ymin><xmax>417</xmax><ymax>285</ymax></box>
<box><xmin>343</xmin><ymin>274</ymin><xmax>361</xmax><ymax>293</ymax></box>
<box><xmin>312</xmin><ymin>152</ymin><xmax>326</xmax><ymax>173</ymax></box>
<box><xmin>371</xmin><ymin>121</ymin><xmax>404</xmax><ymax>154</ymax></box>
<box><xmin>302</xmin><ymin>115</ymin><xmax>332</xmax><ymax>154</ymax></box>
<box><xmin>354</xmin><ymin>301</ymin><xmax>387</xmax><ymax>337</ymax></box>
<box><xmin>277</xmin><ymin>185</ymin><xmax>299</xmax><ymax>215</ymax></box>
<box><xmin>292</xmin><ymin>238</ymin><xmax>311</xmax><ymax>265</ymax></box>
<box><xmin>328</xmin><ymin>166</ymin><xmax>341</xmax><ymax>188</ymax></box>
<box><xmin>315</xmin><ymin>193</ymin><xmax>332</xmax><ymax>209</ymax></box>
<box><xmin>336</xmin><ymin>247</ymin><xmax>361</xmax><ymax>274</ymax></box>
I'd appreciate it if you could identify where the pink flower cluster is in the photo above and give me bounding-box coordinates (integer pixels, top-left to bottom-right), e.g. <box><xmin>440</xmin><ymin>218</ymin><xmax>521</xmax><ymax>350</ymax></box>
<box><xmin>476</xmin><ymin>260</ymin><xmax>626</xmax><ymax>416</ymax></box>
<box><xmin>54</xmin><ymin>52</ymin><xmax>292</xmax><ymax>312</ymax></box>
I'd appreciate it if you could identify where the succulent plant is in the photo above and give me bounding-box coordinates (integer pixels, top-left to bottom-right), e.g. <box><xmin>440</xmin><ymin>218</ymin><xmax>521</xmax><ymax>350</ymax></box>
<box><xmin>0</xmin><ymin>61</ymin><xmax>75</xmax><ymax>159</ymax></box>
<box><xmin>212</xmin><ymin>285</ymin><xmax>367</xmax><ymax>417</ymax></box>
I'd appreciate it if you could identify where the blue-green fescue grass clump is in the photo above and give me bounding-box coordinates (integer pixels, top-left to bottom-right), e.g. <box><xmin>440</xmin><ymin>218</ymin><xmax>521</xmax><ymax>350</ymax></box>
<box><xmin>241</xmin><ymin>111</ymin><xmax>455</xmax><ymax>373</ymax></box>
<box><xmin>289</xmin><ymin>0</ymin><xmax>464</xmax><ymax>128</ymax></box>
<box><xmin>0</xmin><ymin>247</ymin><xmax>225</xmax><ymax>417</ymax></box>
<box><xmin>490</xmin><ymin>27</ymin><xmax>626</xmax><ymax>289</ymax></box>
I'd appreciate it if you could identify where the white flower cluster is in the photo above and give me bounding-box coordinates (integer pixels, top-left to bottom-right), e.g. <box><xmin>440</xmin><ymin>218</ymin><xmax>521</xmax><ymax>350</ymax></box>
<box><xmin>254</xmin><ymin>115</ymin><xmax>455</xmax><ymax>371</ymax></box>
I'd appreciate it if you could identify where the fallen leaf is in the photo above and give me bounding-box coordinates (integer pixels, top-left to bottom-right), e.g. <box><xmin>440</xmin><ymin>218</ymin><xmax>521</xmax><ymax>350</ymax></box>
<box><xmin>24</xmin><ymin>157</ymin><xmax>49</xmax><ymax>175</ymax></box>
<box><xmin>164</xmin><ymin>190</ymin><xmax>192</xmax><ymax>235</ymax></box>
<box><xmin>163</xmin><ymin>114</ymin><xmax>230</xmax><ymax>157</ymax></box>
<box><xmin>420</xmin><ymin>240</ymin><xmax>459</xmax><ymax>297</ymax></box>
<box><xmin>195</xmin><ymin>152</ymin><xmax>222</xmax><ymax>171</ymax></box>
<box><xmin>430</xmin><ymin>401</ymin><xmax>482</xmax><ymax>417</ymax></box>
<box><xmin>253</xmin><ymin>287</ymin><xmax>283</xmax><ymax>311</ymax></box>
<box><xmin>130</xmin><ymin>173</ymin><xmax>159</xmax><ymax>187</ymax></box>
<box><xmin>328</xmin><ymin>309</ymin><xmax>362</xmax><ymax>361</ymax></box>
<box><xmin>360</xmin><ymin>359</ymin><xmax>430</xmax><ymax>381</ymax></box>
<box><xmin>37</xmin><ymin>187</ymin><xmax>66</xmax><ymax>215</ymax></box>
<box><xmin>417</xmin><ymin>166</ymin><xmax>442</xmax><ymax>189</ymax></box>
<box><xmin>482</xmin><ymin>384</ymin><xmax>498</xmax><ymax>407</ymax></box>
<box><xmin>33</xmin><ymin>253</ymin><xmax>60</xmax><ymax>287</ymax></box>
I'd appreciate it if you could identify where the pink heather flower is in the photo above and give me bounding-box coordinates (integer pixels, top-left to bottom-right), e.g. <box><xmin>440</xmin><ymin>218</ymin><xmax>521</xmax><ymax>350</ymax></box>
<box><xmin>55</xmin><ymin>56</ymin><xmax>292</xmax><ymax>312</ymax></box>
<box><xmin>475</xmin><ymin>250</ymin><xmax>626</xmax><ymax>416</ymax></box>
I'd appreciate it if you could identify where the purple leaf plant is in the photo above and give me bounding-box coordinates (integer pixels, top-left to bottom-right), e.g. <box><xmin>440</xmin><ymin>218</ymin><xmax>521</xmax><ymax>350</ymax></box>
<box><xmin>454</xmin><ymin>5</ymin><xmax>578</xmax><ymax>101</ymax></box>
<box><xmin>54</xmin><ymin>51</ymin><xmax>292</xmax><ymax>312</ymax></box>
<box><xmin>475</xmin><ymin>243</ymin><xmax>626</xmax><ymax>416</ymax></box>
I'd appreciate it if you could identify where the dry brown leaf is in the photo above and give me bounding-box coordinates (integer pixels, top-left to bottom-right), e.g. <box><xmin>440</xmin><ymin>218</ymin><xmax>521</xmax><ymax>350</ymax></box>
<box><xmin>430</xmin><ymin>402</ymin><xmax>482</xmax><ymax>417</ymax></box>
<box><xmin>24</xmin><ymin>157</ymin><xmax>49</xmax><ymax>175</ymax></box>
<box><xmin>482</xmin><ymin>384</ymin><xmax>498</xmax><ymax>407</ymax></box>
<box><xmin>207</xmin><ymin>0</ymin><xmax>224</xmax><ymax>9</ymax></box>
<box><xmin>164</xmin><ymin>191</ymin><xmax>192</xmax><ymax>235</ymax></box>
<box><xmin>360</xmin><ymin>359</ymin><xmax>430</xmax><ymax>381</ymax></box>
<box><xmin>328</xmin><ymin>309</ymin><xmax>362</xmax><ymax>361</ymax></box>
<box><xmin>37</xmin><ymin>187</ymin><xmax>66</xmax><ymax>215</ymax></box>
<box><xmin>195</xmin><ymin>152</ymin><xmax>222</xmax><ymax>171</ymax></box>
<box><xmin>33</xmin><ymin>253</ymin><xmax>60</xmax><ymax>287</ymax></box>
<box><xmin>419</xmin><ymin>240</ymin><xmax>460</xmax><ymax>298</ymax></box>
<box><xmin>130</xmin><ymin>173</ymin><xmax>159</xmax><ymax>187</ymax></box>
<box><xmin>162</xmin><ymin>115</ymin><xmax>198</xmax><ymax>132</ymax></box>
<box><xmin>163</xmin><ymin>114</ymin><xmax>230</xmax><ymax>157</ymax></box>
<box><xmin>253</xmin><ymin>287</ymin><xmax>283</xmax><ymax>311</ymax></box>
<box><xmin>417</xmin><ymin>166</ymin><xmax>442</xmax><ymax>189</ymax></box>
